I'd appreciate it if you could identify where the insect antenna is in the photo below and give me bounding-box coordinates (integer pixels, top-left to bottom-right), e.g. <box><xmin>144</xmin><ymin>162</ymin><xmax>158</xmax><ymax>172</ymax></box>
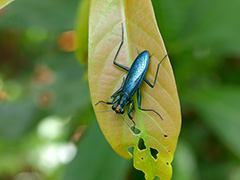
<box><xmin>95</xmin><ymin>110</ymin><xmax>113</xmax><ymax>113</ymax></box>
<box><xmin>119</xmin><ymin>114</ymin><xmax>132</xmax><ymax>128</ymax></box>
<box><xmin>119</xmin><ymin>115</ymin><xmax>141</xmax><ymax>134</ymax></box>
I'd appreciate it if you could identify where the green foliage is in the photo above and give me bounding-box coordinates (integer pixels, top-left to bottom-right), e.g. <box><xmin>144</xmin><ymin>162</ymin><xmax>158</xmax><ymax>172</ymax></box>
<box><xmin>75</xmin><ymin>0</ymin><xmax>89</xmax><ymax>64</ymax></box>
<box><xmin>87</xmin><ymin>1</ymin><xmax>181</xmax><ymax>179</ymax></box>
<box><xmin>0</xmin><ymin>0</ymin><xmax>14</xmax><ymax>9</ymax></box>
<box><xmin>62</xmin><ymin>121</ymin><xmax>131</xmax><ymax>180</ymax></box>
<box><xmin>0</xmin><ymin>0</ymin><xmax>79</xmax><ymax>31</ymax></box>
<box><xmin>0</xmin><ymin>99</ymin><xmax>40</xmax><ymax>139</ymax></box>
<box><xmin>185</xmin><ymin>87</ymin><xmax>240</xmax><ymax>159</ymax></box>
<box><xmin>0</xmin><ymin>0</ymin><xmax>240</xmax><ymax>179</ymax></box>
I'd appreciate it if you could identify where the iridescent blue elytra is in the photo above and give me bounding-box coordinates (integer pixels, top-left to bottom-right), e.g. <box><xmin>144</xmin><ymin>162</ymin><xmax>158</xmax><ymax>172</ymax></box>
<box><xmin>122</xmin><ymin>50</ymin><xmax>149</xmax><ymax>97</ymax></box>
<box><xmin>95</xmin><ymin>24</ymin><xmax>168</xmax><ymax>127</ymax></box>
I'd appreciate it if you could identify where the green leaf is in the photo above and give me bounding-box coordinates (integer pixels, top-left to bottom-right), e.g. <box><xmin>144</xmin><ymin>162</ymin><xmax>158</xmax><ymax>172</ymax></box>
<box><xmin>61</xmin><ymin>121</ymin><xmax>131</xmax><ymax>180</ymax></box>
<box><xmin>0</xmin><ymin>0</ymin><xmax>14</xmax><ymax>9</ymax></box>
<box><xmin>0</xmin><ymin>0</ymin><xmax>79</xmax><ymax>31</ymax></box>
<box><xmin>88</xmin><ymin>0</ymin><xmax>181</xmax><ymax>179</ymax></box>
<box><xmin>0</xmin><ymin>100</ymin><xmax>39</xmax><ymax>139</ymax></box>
<box><xmin>184</xmin><ymin>86</ymin><xmax>240</xmax><ymax>159</ymax></box>
<box><xmin>75</xmin><ymin>0</ymin><xmax>90</xmax><ymax>64</ymax></box>
<box><xmin>153</xmin><ymin>0</ymin><xmax>240</xmax><ymax>54</ymax></box>
<box><xmin>172</xmin><ymin>141</ymin><xmax>199</xmax><ymax>180</ymax></box>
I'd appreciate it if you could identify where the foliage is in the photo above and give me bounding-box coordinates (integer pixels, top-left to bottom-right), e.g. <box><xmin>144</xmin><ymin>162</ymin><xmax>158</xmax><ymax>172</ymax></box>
<box><xmin>0</xmin><ymin>0</ymin><xmax>240</xmax><ymax>180</ymax></box>
<box><xmin>62</xmin><ymin>121</ymin><xmax>131</xmax><ymax>180</ymax></box>
<box><xmin>75</xmin><ymin>0</ymin><xmax>89</xmax><ymax>64</ymax></box>
<box><xmin>0</xmin><ymin>0</ymin><xmax>14</xmax><ymax>9</ymax></box>
<box><xmin>87</xmin><ymin>0</ymin><xmax>181</xmax><ymax>179</ymax></box>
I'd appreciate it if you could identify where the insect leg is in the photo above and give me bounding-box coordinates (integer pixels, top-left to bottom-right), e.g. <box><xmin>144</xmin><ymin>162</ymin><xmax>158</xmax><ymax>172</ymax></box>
<box><xmin>137</xmin><ymin>89</ymin><xmax>163</xmax><ymax>120</ymax></box>
<box><xmin>143</xmin><ymin>53</ymin><xmax>169</xmax><ymax>88</ymax></box>
<box><xmin>121</xmin><ymin>77</ymin><xmax>125</xmax><ymax>87</ymax></box>
<box><xmin>110</xmin><ymin>87</ymin><xmax>122</xmax><ymax>98</ymax></box>
<box><xmin>95</xmin><ymin>94</ymin><xmax>120</xmax><ymax>106</ymax></box>
<box><xmin>113</xmin><ymin>23</ymin><xmax>129</xmax><ymax>72</ymax></box>
<box><xmin>127</xmin><ymin>100</ymin><xmax>136</xmax><ymax>127</ymax></box>
<box><xmin>110</xmin><ymin>76</ymin><xmax>126</xmax><ymax>98</ymax></box>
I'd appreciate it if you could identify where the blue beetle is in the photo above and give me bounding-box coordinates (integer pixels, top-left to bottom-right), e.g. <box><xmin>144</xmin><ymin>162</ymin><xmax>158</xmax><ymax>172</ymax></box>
<box><xmin>95</xmin><ymin>24</ymin><xmax>168</xmax><ymax>126</ymax></box>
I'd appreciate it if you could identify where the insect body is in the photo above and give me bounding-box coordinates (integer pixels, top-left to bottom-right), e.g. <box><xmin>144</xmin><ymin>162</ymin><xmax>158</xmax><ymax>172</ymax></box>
<box><xmin>95</xmin><ymin>24</ymin><xmax>168</xmax><ymax>126</ymax></box>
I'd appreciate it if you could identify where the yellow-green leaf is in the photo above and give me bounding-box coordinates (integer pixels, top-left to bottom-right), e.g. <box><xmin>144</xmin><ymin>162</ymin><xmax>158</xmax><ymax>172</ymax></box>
<box><xmin>0</xmin><ymin>0</ymin><xmax>14</xmax><ymax>9</ymax></box>
<box><xmin>75</xmin><ymin>0</ymin><xmax>90</xmax><ymax>64</ymax></box>
<box><xmin>88</xmin><ymin>0</ymin><xmax>181</xmax><ymax>179</ymax></box>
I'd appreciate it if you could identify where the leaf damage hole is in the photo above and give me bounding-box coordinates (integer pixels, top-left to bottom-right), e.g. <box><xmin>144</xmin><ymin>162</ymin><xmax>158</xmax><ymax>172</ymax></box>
<box><xmin>138</xmin><ymin>138</ymin><xmax>146</xmax><ymax>150</ymax></box>
<box><xmin>128</xmin><ymin>147</ymin><xmax>134</xmax><ymax>155</ymax></box>
<box><xmin>150</xmin><ymin>147</ymin><xmax>158</xmax><ymax>160</ymax></box>
<box><xmin>130</xmin><ymin>126</ymin><xmax>141</xmax><ymax>135</ymax></box>
<box><xmin>153</xmin><ymin>176</ymin><xmax>160</xmax><ymax>180</ymax></box>
<box><xmin>141</xmin><ymin>157</ymin><xmax>144</xmax><ymax>160</ymax></box>
<box><xmin>166</xmin><ymin>162</ymin><xmax>169</xmax><ymax>165</ymax></box>
<box><xmin>168</xmin><ymin>150</ymin><xmax>171</xmax><ymax>153</ymax></box>
<box><xmin>164</xmin><ymin>134</ymin><xmax>168</xmax><ymax>138</ymax></box>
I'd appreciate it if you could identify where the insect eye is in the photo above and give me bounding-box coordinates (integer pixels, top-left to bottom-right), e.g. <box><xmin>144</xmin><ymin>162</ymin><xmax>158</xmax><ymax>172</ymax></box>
<box><xmin>112</xmin><ymin>105</ymin><xmax>117</xmax><ymax>110</ymax></box>
<box><xmin>120</xmin><ymin>108</ymin><xmax>124</xmax><ymax>114</ymax></box>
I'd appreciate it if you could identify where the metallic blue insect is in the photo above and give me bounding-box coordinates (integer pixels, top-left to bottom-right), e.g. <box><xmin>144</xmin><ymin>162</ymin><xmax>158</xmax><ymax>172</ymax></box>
<box><xmin>95</xmin><ymin>24</ymin><xmax>168</xmax><ymax>126</ymax></box>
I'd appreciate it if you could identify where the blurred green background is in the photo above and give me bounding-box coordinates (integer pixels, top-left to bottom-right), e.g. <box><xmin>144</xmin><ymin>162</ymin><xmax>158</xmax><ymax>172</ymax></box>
<box><xmin>0</xmin><ymin>0</ymin><xmax>240</xmax><ymax>180</ymax></box>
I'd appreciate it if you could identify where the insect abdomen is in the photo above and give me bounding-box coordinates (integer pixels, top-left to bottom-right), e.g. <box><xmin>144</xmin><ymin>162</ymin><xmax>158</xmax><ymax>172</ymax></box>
<box><xmin>123</xmin><ymin>50</ymin><xmax>150</xmax><ymax>96</ymax></box>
